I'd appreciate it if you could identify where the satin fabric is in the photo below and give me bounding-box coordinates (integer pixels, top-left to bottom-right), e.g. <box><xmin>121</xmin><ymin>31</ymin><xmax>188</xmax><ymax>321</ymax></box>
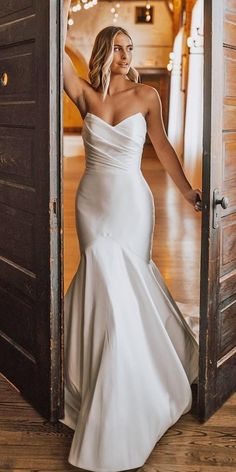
<box><xmin>60</xmin><ymin>112</ymin><xmax>199</xmax><ymax>472</ymax></box>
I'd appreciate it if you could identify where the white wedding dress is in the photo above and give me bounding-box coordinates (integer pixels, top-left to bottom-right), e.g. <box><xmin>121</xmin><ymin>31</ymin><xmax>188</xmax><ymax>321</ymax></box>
<box><xmin>60</xmin><ymin>111</ymin><xmax>199</xmax><ymax>472</ymax></box>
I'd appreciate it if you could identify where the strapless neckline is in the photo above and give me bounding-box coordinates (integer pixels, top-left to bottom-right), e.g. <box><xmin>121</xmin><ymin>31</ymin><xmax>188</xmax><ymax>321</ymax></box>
<box><xmin>84</xmin><ymin>111</ymin><xmax>147</xmax><ymax>129</ymax></box>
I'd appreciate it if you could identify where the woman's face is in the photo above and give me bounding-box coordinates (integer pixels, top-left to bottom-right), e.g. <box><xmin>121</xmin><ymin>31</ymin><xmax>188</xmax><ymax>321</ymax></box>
<box><xmin>110</xmin><ymin>32</ymin><xmax>133</xmax><ymax>75</ymax></box>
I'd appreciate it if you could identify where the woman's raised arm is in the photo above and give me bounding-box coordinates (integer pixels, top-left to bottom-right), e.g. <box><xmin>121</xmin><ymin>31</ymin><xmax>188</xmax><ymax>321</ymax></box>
<box><xmin>63</xmin><ymin>0</ymin><xmax>86</xmax><ymax>106</ymax></box>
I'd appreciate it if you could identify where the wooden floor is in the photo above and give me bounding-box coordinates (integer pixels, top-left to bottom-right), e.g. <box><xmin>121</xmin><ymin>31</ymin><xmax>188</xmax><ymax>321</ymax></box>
<box><xmin>0</xmin><ymin>372</ymin><xmax>235</xmax><ymax>472</ymax></box>
<box><xmin>1</xmin><ymin>143</ymin><xmax>235</xmax><ymax>471</ymax></box>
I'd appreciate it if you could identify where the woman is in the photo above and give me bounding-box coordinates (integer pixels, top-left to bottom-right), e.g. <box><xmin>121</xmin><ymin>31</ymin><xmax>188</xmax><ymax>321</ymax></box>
<box><xmin>61</xmin><ymin>1</ymin><xmax>202</xmax><ymax>471</ymax></box>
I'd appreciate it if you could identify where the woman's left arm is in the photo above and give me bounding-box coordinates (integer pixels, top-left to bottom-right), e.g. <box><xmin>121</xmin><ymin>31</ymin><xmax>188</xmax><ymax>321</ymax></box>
<box><xmin>145</xmin><ymin>87</ymin><xmax>202</xmax><ymax>212</ymax></box>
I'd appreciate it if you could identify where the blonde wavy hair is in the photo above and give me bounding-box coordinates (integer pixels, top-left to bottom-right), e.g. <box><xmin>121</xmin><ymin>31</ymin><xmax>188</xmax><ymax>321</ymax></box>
<box><xmin>88</xmin><ymin>26</ymin><xmax>140</xmax><ymax>101</ymax></box>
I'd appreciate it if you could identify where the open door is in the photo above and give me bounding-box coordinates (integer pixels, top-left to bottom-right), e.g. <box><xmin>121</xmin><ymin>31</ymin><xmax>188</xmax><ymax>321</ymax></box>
<box><xmin>199</xmin><ymin>0</ymin><xmax>236</xmax><ymax>421</ymax></box>
<box><xmin>0</xmin><ymin>1</ymin><xmax>63</xmax><ymax>421</ymax></box>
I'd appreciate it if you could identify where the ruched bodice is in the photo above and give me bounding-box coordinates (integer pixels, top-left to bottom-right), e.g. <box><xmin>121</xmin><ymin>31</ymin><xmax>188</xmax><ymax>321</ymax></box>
<box><xmin>60</xmin><ymin>112</ymin><xmax>199</xmax><ymax>472</ymax></box>
<box><xmin>82</xmin><ymin>112</ymin><xmax>147</xmax><ymax>173</ymax></box>
<box><xmin>76</xmin><ymin>112</ymin><xmax>154</xmax><ymax>261</ymax></box>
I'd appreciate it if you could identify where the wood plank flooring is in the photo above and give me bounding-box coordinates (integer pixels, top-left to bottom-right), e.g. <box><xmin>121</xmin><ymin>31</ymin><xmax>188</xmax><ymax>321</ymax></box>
<box><xmin>0</xmin><ymin>144</ymin><xmax>235</xmax><ymax>471</ymax></box>
<box><xmin>0</xmin><ymin>369</ymin><xmax>235</xmax><ymax>472</ymax></box>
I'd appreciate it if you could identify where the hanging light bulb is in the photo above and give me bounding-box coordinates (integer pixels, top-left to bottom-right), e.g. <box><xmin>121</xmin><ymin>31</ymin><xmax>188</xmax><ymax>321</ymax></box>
<box><xmin>68</xmin><ymin>17</ymin><xmax>74</xmax><ymax>26</ymax></box>
<box><xmin>145</xmin><ymin>1</ymin><xmax>152</xmax><ymax>22</ymax></box>
<box><xmin>111</xmin><ymin>2</ymin><xmax>120</xmax><ymax>23</ymax></box>
<box><xmin>70</xmin><ymin>0</ymin><xmax>98</xmax><ymax>17</ymax></box>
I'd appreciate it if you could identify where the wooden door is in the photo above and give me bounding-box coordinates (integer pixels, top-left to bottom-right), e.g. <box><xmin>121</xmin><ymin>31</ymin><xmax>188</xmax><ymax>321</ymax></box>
<box><xmin>0</xmin><ymin>0</ymin><xmax>63</xmax><ymax>421</ymax></box>
<box><xmin>199</xmin><ymin>0</ymin><xmax>236</xmax><ymax>421</ymax></box>
<box><xmin>138</xmin><ymin>68</ymin><xmax>170</xmax><ymax>131</ymax></box>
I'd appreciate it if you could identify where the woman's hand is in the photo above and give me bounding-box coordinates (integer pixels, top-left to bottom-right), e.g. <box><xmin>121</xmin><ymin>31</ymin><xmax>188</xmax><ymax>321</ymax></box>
<box><xmin>183</xmin><ymin>188</ymin><xmax>202</xmax><ymax>212</ymax></box>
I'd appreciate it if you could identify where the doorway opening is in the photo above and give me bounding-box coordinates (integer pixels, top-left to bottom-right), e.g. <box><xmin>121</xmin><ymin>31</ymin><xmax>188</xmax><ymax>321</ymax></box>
<box><xmin>63</xmin><ymin>0</ymin><xmax>202</xmax><ymax>360</ymax></box>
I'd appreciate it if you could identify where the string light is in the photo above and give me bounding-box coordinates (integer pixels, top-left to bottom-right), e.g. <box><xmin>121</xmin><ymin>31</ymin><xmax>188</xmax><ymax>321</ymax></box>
<box><xmin>68</xmin><ymin>0</ymin><xmax>98</xmax><ymax>26</ymax></box>
<box><xmin>110</xmin><ymin>2</ymin><xmax>120</xmax><ymax>23</ymax></box>
<box><xmin>68</xmin><ymin>15</ymin><xmax>74</xmax><ymax>26</ymax></box>
<box><xmin>145</xmin><ymin>1</ymin><xmax>151</xmax><ymax>22</ymax></box>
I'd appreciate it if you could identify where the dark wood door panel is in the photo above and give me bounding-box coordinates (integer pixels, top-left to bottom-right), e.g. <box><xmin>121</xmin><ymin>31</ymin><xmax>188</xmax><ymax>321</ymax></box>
<box><xmin>199</xmin><ymin>0</ymin><xmax>236</xmax><ymax>421</ymax></box>
<box><xmin>221</xmin><ymin>134</ymin><xmax>236</xmax><ymax>216</ymax></box>
<box><xmin>223</xmin><ymin>47</ymin><xmax>236</xmax><ymax>130</ymax></box>
<box><xmin>0</xmin><ymin>203</ymin><xmax>35</xmax><ymax>271</ymax></box>
<box><xmin>0</xmin><ymin>104</ymin><xmax>35</xmax><ymax>127</ymax></box>
<box><xmin>217</xmin><ymin>0</ymin><xmax>236</xmax><ymax>405</ymax></box>
<box><xmin>0</xmin><ymin>128</ymin><xmax>34</xmax><ymax>185</ymax></box>
<box><xmin>0</xmin><ymin>0</ymin><xmax>62</xmax><ymax>421</ymax></box>
<box><xmin>217</xmin><ymin>295</ymin><xmax>236</xmax><ymax>358</ymax></box>
<box><xmin>224</xmin><ymin>0</ymin><xmax>236</xmax><ymax>46</ymax></box>
<box><xmin>215</xmin><ymin>353</ymin><xmax>236</xmax><ymax>406</ymax></box>
<box><xmin>0</xmin><ymin>43</ymin><xmax>35</xmax><ymax>100</ymax></box>
<box><xmin>223</xmin><ymin>102</ymin><xmax>236</xmax><ymax>130</ymax></box>
<box><xmin>0</xmin><ymin>1</ymin><xmax>33</xmax><ymax>19</ymax></box>
<box><xmin>0</xmin><ymin>5</ymin><xmax>35</xmax><ymax>41</ymax></box>
<box><xmin>224</xmin><ymin>48</ymin><xmax>236</xmax><ymax>100</ymax></box>
<box><xmin>0</xmin><ymin>181</ymin><xmax>35</xmax><ymax>212</ymax></box>
<box><xmin>222</xmin><ymin>132</ymin><xmax>236</xmax><ymax>183</ymax></box>
<box><xmin>0</xmin><ymin>289</ymin><xmax>35</xmax><ymax>354</ymax></box>
<box><xmin>0</xmin><ymin>255</ymin><xmax>36</xmax><ymax>302</ymax></box>
<box><xmin>220</xmin><ymin>270</ymin><xmax>236</xmax><ymax>301</ymax></box>
<box><xmin>220</xmin><ymin>213</ymin><xmax>236</xmax><ymax>276</ymax></box>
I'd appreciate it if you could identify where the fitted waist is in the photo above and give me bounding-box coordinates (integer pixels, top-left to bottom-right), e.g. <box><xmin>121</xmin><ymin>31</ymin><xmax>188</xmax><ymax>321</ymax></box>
<box><xmin>85</xmin><ymin>157</ymin><xmax>142</xmax><ymax>174</ymax></box>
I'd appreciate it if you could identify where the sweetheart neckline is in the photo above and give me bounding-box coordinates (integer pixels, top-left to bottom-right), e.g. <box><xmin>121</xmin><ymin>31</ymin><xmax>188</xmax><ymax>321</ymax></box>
<box><xmin>84</xmin><ymin>111</ymin><xmax>146</xmax><ymax>128</ymax></box>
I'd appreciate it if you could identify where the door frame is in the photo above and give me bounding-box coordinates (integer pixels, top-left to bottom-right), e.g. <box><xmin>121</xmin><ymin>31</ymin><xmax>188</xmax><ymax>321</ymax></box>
<box><xmin>48</xmin><ymin>0</ymin><xmax>64</xmax><ymax>421</ymax></box>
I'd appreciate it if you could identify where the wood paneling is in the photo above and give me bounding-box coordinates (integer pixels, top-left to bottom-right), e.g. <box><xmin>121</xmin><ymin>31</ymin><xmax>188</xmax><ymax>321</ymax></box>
<box><xmin>223</xmin><ymin>133</ymin><xmax>236</xmax><ymax>182</ymax></box>
<box><xmin>0</xmin><ymin>0</ymin><xmax>62</xmax><ymax>421</ymax></box>
<box><xmin>223</xmin><ymin>44</ymin><xmax>236</xmax><ymax>131</ymax></box>
<box><xmin>217</xmin><ymin>1</ymin><xmax>236</xmax><ymax>365</ymax></box>
<box><xmin>0</xmin><ymin>45</ymin><xmax>34</xmax><ymax>98</ymax></box>
<box><xmin>0</xmin><ymin>0</ymin><xmax>32</xmax><ymax>18</ymax></box>
<box><xmin>224</xmin><ymin>0</ymin><xmax>236</xmax><ymax>45</ymax></box>
<box><xmin>199</xmin><ymin>0</ymin><xmax>236</xmax><ymax>420</ymax></box>
<box><xmin>217</xmin><ymin>299</ymin><xmax>236</xmax><ymax>358</ymax></box>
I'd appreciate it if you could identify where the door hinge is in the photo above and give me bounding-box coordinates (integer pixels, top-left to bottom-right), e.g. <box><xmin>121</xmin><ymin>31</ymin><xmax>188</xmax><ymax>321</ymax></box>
<box><xmin>50</xmin><ymin>198</ymin><xmax>57</xmax><ymax>217</ymax></box>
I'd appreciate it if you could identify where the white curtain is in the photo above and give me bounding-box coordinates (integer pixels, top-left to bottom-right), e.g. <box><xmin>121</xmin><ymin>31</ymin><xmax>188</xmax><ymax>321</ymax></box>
<box><xmin>167</xmin><ymin>26</ymin><xmax>185</xmax><ymax>162</ymax></box>
<box><xmin>183</xmin><ymin>0</ymin><xmax>204</xmax><ymax>190</ymax></box>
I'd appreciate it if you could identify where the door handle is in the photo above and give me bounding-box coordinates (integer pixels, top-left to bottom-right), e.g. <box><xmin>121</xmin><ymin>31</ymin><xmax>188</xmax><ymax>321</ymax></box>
<box><xmin>0</xmin><ymin>72</ymin><xmax>8</xmax><ymax>87</ymax></box>
<box><xmin>213</xmin><ymin>189</ymin><xmax>229</xmax><ymax>228</ymax></box>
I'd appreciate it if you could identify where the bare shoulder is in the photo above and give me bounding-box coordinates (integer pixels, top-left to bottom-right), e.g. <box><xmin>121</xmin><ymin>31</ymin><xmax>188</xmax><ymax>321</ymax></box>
<box><xmin>137</xmin><ymin>83</ymin><xmax>161</xmax><ymax>105</ymax></box>
<box><xmin>134</xmin><ymin>83</ymin><xmax>162</xmax><ymax>115</ymax></box>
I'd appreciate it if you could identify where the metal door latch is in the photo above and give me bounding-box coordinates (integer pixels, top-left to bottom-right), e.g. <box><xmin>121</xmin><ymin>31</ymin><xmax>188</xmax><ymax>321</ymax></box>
<box><xmin>213</xmin><ymin>189</ymin><xmax>229</xmax><ymax>229</ymax></box>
